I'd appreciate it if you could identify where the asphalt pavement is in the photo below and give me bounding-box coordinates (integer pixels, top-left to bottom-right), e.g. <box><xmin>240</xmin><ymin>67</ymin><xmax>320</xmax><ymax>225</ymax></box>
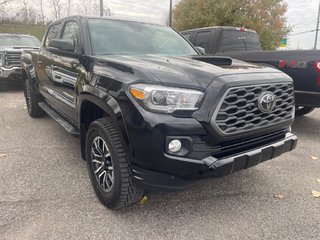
<box><xmin>0</xmin><ymin>89</ymin><xmax>319</xmax><ymax>240</ymax></box>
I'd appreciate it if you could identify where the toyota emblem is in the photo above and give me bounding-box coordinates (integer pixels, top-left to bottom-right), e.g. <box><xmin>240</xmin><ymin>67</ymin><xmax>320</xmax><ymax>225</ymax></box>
<box><xmin>258</xmin><ymin>92</ymin><xmax>276</xmax><ymax>113</ymax></box>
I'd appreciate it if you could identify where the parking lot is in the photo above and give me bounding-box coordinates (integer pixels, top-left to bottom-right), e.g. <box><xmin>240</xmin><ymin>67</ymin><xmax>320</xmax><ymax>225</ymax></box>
<box><xmin>0</xmin><ymin>89</ymin><xmax>319</xmax><ymax>240</ymax></box>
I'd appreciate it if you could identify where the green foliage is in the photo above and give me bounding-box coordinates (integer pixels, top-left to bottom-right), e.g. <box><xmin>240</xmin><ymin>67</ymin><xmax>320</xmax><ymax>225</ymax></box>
<box><xmin>0</xmin><ymin>24</ymin><xmax>46</xmax><ymax>40</ymax></box>
<box><xmin>173</xmin><ymin>0</ymin><xmax>290</xmax><ymax>50</ymax></box>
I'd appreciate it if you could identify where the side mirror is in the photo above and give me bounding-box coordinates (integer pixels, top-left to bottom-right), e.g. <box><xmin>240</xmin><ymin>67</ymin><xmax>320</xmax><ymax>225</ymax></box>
<box><xmin>48</xmin><ymin>39</ymin><xmax>75</xmax><ymax>53</ymax></box>
<box><xmin>195</xmin><ymin>46</ymin><xmax>206</xmax><ymax>55</ymax></box>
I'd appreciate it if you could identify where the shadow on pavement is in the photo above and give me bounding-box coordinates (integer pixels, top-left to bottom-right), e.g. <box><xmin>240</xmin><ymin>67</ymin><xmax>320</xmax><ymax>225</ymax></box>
<box><xmin>0</xmin><ymin>82</ymin><xmax>24</xmax><ymax>92</ymax></box>
<box><xmin>292</xmin><ymin>113</ymin><xmax>320</xmax><ymax>141</ymax></box>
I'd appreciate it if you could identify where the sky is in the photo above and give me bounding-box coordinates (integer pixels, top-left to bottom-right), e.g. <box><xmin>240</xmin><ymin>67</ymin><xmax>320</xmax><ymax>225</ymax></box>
<box><xmin>3</xmin><ymin>0</ymin><xmax>320</xmax><ymax>50</ymax></box>
<box><xmin>285</xmin><ymin>0</ymin><xmax>319</xmax><ymax>49</ymax></box>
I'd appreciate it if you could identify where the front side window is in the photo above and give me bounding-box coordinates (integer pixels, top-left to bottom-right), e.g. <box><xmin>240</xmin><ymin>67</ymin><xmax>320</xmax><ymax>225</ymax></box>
<box><xmin>182</xmin><ymin>32</ymin><xmax>192</xmax><ymax>40</ymax></box>
<box><xmin>194</xmin><ymin>31</ymin><xmax>212</xmax><ymax>54</ymax></box>
<box><xmin>62</xmin><ymin>21</ymin><xmax>82</xmax><ymax>53</ymax></box>
<box><xmin>45</xmin><ymin>23</ymin><xmax>62</xmax><ymax>48</ymax></box>
<box><xmin>88</xmin><ymin>19</ymin><xmax>197</xmax><ymax>56</ymax></box>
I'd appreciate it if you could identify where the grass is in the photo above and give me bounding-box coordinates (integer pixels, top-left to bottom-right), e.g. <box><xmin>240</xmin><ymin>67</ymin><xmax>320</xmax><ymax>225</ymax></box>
<box><xmin>0</xmin><ymin>24</ymin><xmax>46</xmax><ymax>40</ymax></box>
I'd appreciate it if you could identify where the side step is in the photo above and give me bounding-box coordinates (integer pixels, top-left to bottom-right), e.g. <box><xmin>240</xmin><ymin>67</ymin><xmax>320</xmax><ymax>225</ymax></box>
<box><xmin>38</xmin><ymin>102</ymin><xmax>80</xmax><ymax>137</ymax></box>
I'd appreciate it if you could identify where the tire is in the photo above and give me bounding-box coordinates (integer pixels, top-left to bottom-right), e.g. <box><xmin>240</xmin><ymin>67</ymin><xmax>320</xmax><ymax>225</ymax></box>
<box><xmin>295</xmin><ymin>106</ymin><xmax>315</xmax><ymax>116</ymax></box>
<box><xmin>25</xmin><ymin>80</ymin><xmax>45</xmax><ymax>118</ymax></box>
<box><xmin>85</xmin><ymin>118</ymin><xmax>144</xmax><ymax>209</ymax></box>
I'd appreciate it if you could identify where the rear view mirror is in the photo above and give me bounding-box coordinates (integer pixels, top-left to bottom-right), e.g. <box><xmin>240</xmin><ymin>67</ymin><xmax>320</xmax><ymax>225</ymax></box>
<box><xmin>48</xmin><ymin>39</ymin><xmax>75</xmax><ymax>52</ymax></box>
<box><xmin>195</xmin><ymin>46</ymin><xmax>206</xmax><ymax>55</ymax></box>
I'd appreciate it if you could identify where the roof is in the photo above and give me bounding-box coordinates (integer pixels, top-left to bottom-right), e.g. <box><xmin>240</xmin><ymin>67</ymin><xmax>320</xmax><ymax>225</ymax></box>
<box><xmin>181</xmin><ymin>26</ymin><xmax>258</xmax><ymax>33</ymax></box>
<box><xmin>49</xmin><ymin>15</ymin><xmax>164</xmax><ymax>27</ymax></box>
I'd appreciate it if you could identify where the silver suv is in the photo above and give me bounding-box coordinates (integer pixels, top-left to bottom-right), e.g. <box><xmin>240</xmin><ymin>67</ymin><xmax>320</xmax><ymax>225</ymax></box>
<box><xmin>0</xmin><ymin>34</ymin><xmax>40</xmax><ymax>86</ymax></box>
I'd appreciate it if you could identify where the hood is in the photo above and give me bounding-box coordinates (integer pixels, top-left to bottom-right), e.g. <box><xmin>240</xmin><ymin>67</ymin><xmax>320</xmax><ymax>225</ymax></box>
<box><xmin>95</xmin><ymin>55</ymin><xmax>285</xmax><ymax>90</ymax></box>
<box><xmin>0</xmin><ymin>46</ymin><xmax>39</xmax><ymax>52</ymax></box>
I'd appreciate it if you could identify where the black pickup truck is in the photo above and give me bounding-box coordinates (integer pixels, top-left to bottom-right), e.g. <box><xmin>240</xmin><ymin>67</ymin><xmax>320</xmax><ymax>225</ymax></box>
<box><xmin>181</xmin><ymin>27</ymin><xmax>320</xmax><ymax>116</ymax></box>
<box><xmin>21</xmin><ymin>16</ymin><xmax>297</xmax><ymax>209</ymax></box>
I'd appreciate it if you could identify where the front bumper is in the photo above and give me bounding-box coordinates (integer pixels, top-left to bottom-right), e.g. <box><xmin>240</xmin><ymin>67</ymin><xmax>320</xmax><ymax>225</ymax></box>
<box><xmin>0</xmin><ymin>66</ymin><xmax>22</xmax><ymax>81</ymax></box>
<box><xmin>132</xmin><ymin>132</ymin><xmax>297</xmax><ymax>191</ymax></box>
<box><xmin>295</xmin><ymin>90</ymin><xmax>320</xmax><ymax>107</ymax></box>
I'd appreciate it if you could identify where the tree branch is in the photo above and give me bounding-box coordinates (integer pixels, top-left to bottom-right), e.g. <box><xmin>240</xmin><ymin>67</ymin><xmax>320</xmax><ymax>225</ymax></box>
<box><xmin>0</xmin><ymin>0</ymin><xmax>12</xmax><ymax>6</ymax></box>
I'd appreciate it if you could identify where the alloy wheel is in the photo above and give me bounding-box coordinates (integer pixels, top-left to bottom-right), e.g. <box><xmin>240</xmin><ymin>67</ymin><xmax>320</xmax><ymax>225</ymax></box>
<box><xmin>91</xmin><ymin>136</ymin><xmax>114</xmax><ymax>192</ymax></box>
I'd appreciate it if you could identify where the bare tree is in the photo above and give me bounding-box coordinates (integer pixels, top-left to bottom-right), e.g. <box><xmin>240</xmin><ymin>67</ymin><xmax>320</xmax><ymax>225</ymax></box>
<box><xmin>39</xmin><ymin>0</ymin><xmax>45</xmax><ymax>24</ymax></box>
<box><xmin>21</xmin><ymin>0</ymin><xmax>29</xmax><ymax>23</ymax></box>
<box><xmin>52</xmin><ymin>0</ymin><xmax>63</xmax><ymax>20</ymax></box>
<box><xmin>0</xmin><ymin>0</ymin><xmax>12</xmax><ymax>6</ymax></box>
<box><xmin>78</xmin><ymin>0</ymin><xmax>99</xmax><ymax>15</ymax></box>
<box><xmin>67</xmin><ymin>0</ymin><xmax>71</xmax><ymax>16</ymax></box>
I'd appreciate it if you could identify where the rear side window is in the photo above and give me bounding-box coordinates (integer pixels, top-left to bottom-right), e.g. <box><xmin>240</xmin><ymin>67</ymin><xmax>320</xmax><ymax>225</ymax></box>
<box><xmin>45</xmin><ymin>23</ymin><xmax>62</xmax><ymax>48</ymax></box>
<box><xmin>61</xmin><ymin>21</ymin><xmax>82</xmax><ymax>53</ymax></box>
<box><xmin>194</xmin><ymin>31</ymin><xmax>212</xmax><ymax>54</ymax></box>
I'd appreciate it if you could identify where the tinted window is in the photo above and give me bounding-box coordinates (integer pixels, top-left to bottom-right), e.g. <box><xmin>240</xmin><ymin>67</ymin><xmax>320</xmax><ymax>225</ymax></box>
<box><xmin>194</xmin><ymin>31</ymin><xmax>212</xmax><ymax>53</ymax></box>
<box><xmin>219</xmin><ymin>30</ymin><xmax>261</xmax><ymax>52</ymax></box>
<box><xmin>45</xmin><ymin>23</ymin><xmax>62</xmax><ymax>48</ymax></box>
<box><xmin>88</xmin><ymin>19</ymin><xmax>197</xmax><ymax>56</ymax></box>
<box><xmin>182</xmin><ymin>32</ymin><xmax>192</xmax><ymax>40</ymax></box>
<box><xmin>0</xmin><ymin>35</ymin><xmax>40</xmax><ymax>47</ymax></box>
<box><xmin>62</xmin><ymin>21</ymin><xmax>82</xmax><ymax>52</ymax></box>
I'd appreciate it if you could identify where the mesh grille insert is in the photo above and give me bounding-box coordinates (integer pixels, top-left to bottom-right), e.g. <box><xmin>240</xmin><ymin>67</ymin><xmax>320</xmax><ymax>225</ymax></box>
<box><xmin>213</xmin><ymin>83</ymin><xmax>294</xmax><ymax>135</ymax></box>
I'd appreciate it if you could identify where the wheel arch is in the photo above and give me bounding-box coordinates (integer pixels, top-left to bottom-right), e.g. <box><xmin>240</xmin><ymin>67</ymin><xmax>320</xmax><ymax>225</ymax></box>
<box><xmin>79</xmin><ymin>87</ymin><xmax>132</xmax><ymax>160</ymax></box>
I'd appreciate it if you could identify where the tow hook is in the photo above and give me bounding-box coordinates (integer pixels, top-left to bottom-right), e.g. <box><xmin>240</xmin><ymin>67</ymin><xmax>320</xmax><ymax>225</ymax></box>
<box><xmin>202</xmin><ymin>156</ymin><xmax>219</xmax><ymax>169</ymax></box>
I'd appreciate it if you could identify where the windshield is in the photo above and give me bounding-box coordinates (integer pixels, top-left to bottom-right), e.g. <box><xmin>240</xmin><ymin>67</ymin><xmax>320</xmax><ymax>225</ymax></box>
<box><xmin>219</xmin><ymin>30</ymin><xmax>261</xmax><ymax>52</ymax></box>
<box><xmin>0</xmin><ymin>35</ymin><xmax>40</xmax><ymax>47</ymax></box>
<box><xmin>88</xmin><ymin>19</ymin><xmax>197</xmax><ymax>56</ymax></box>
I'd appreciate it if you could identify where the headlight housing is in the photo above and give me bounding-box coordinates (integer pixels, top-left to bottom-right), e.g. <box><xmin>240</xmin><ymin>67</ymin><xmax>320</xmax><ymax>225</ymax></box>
<box><xmin>129</xmin><ymin>84</ymin><xmax>204</xmax><ymax>113</ymax></box>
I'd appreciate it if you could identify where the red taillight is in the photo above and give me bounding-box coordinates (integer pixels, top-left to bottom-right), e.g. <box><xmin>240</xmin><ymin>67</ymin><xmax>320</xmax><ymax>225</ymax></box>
<box><xmin>240</xmin><ymin>27</ymin><xmax>245</xmax><ymax>32</ymax></box>
<box><xmin>315</xmin><ymin>61</ymin><xmax>320</xmax><ymax>85</ymax></box>
<box><xmin>315</xmin><ymin>61</ymin><xmax>320</xmax><ymax>72</ymax></box>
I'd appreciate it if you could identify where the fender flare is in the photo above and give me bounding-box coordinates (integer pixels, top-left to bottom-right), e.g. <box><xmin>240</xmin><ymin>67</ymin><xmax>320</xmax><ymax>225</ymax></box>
<box><xmin>78</xmin><ymin>85</ymin><xmax>132</xmax><ymax>160</ymax></box>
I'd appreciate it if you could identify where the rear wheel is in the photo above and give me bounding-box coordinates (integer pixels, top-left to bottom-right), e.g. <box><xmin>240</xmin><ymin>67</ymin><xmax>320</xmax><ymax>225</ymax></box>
<box><xmin>295</xmin><ymin>106</ymin><xmax>315</xmax><ymax>116</ymax></box>
<box><xmin>86</xmin><ymin>118</ymin><xmax>144</xmax><ymax>209</ymax></box>
<box><xmin>24</xmin><ymin>80</ymin><xmax>45</xmax><ymax>118</ymax></box>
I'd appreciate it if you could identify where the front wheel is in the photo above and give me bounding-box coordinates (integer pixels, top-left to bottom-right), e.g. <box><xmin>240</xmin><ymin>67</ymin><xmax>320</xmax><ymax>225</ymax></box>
<box><xmin>24</xmin><ymin>80</ymin><xmax>45</xmax><ymax>118</ymax></box>
<box><xmin>295</xmin><ymin>106</ymin><xmax>315</xmax><ymax>116</ymax></box>
<box><xmin>85</xmin><ymin>118</ymin><xmax>144</xmax><ymax>209</ymax></box>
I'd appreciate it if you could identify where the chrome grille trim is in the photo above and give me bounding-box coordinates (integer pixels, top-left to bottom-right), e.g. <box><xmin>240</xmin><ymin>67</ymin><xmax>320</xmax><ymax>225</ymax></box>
<box><xmin>4</xmin><ymin>51</ymin><xmax>22</xmax><ymax>67</ymax></box>
<box><xmin>211</xmin><ymin>82</ymin><xmax>294</xmax><ymax>136</ymax></box>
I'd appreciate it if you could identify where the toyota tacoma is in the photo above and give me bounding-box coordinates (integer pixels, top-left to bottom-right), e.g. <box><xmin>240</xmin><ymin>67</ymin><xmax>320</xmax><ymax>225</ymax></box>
<box><xmin>21</xmin><ymin>16</ymin><xmax>297</xmax><ymax>209</ymax></box>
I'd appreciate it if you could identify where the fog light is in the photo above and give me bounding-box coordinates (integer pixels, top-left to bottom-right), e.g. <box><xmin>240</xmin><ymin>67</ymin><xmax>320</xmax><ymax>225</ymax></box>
<box><xmin>168</xmin><ymin>139</ymin><xmax>182</xmax><ymax>153</ymax></box>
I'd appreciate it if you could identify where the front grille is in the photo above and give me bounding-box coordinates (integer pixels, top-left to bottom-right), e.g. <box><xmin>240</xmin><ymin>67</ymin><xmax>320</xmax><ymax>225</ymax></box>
<box><xmin>4</xmin><ymin>51</ymin><xmax>22</xmax><ymax>67</ymax></box>
<box><xmin>213</xmin><ymin>82</ymin><xmax>294</xmax><ymax>135</ymax></box>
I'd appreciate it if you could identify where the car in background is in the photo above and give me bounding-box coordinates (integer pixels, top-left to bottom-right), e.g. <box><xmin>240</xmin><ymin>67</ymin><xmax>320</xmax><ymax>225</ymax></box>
<box><xmin>0</xmin><ymin>34</ymin><xmax>40</xmax><ymax>88</ymax></box>
<box><xmin>181</xmin><ymin>27</ymin><xmax>320</xmax><ymax>116</ymax></box>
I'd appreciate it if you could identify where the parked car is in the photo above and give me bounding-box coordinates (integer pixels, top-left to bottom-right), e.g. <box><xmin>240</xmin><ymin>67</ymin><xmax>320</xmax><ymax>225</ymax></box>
<box><xmin>21</xmin><ymin>16</ymin><xmax>297</xmax><ymax>209</ymax></box>
<box><xmin>181</xmin><ymin>27</ymin><xmax>320</xmax><ymax>116</ymax></box>
<box><xmin>0</xmin><ymin>34</ymin><xmax>40</xmax><ymax>88</ymax></box>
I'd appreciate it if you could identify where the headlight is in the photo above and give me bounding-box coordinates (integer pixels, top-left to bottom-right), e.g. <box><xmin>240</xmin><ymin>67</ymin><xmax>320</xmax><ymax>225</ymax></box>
<box><xmin>129</xmin><ymin>84</ymin><xmax>204</xmax><ymax>113</ymax></box>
